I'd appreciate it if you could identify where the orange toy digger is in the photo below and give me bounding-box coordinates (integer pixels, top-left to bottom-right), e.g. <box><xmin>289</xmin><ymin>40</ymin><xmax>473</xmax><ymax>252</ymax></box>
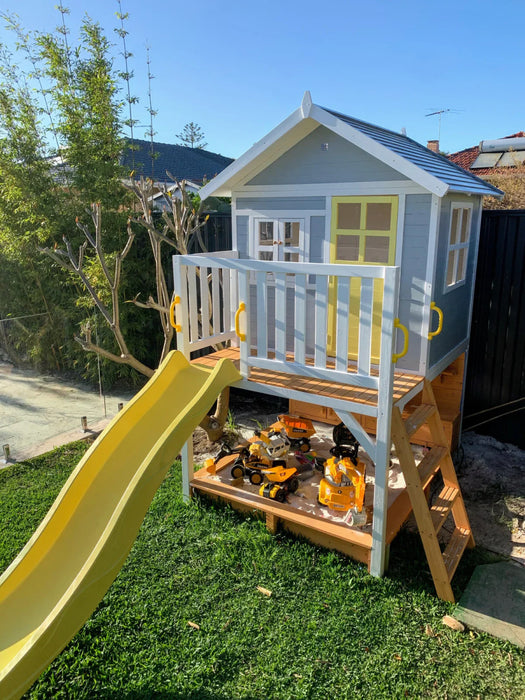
<box><xmin>318</xmin><ymin>425</ymin><xmax>367</xmax><ymax>526</ymax></box>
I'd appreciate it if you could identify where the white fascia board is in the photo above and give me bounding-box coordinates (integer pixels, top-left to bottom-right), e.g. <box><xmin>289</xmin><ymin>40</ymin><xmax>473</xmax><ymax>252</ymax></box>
<box><xmin>199</xmin><ymin>107</ymin><xmax>307</xmax><ymax>200</ymax></box>
<box><xmin>448</xmin><ymin>186</ymin><xmax>504</xmax><ymax>200</ymax></box>
<box><xmin>309</xmin><ymin>105</ymin><xmax>449</xmax><ymax>198</ymax></box>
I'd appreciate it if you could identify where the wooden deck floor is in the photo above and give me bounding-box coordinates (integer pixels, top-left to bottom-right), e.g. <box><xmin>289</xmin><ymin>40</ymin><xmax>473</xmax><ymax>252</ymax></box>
<box><xmin>192</xmin><ymin>347</ymin><xmax>423</xmax><ymax>410</ymax></box>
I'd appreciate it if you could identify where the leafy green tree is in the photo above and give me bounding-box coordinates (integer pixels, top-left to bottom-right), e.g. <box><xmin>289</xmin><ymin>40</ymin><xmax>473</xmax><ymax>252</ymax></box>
<box><xmin>0</xmin><ymin>11</ymin><xmax>137</xmax><ymax>380</ymax></box>
<box><xmin>0</xmin><ymin>8</ymin><xmax>231</xmax><ymax>439</ymax></box>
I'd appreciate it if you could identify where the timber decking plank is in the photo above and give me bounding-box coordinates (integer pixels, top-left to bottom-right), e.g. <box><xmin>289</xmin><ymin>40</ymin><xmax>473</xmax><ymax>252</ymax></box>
<box><xmin>191</xmin><ymin>347</ymin><xmax>422</xmax><ymax>414</ymax></box>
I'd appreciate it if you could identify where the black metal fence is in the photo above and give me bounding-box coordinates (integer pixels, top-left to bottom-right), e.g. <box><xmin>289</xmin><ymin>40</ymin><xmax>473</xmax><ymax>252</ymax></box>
<box><xmin>463</xmin><ymin>209</ymin><xmax>525</xmax><ymax>447</ymax></box>
<box><xmin>189</xmin><ymin>212</ymin><xmax>232</xmax><ymax>253</ymax></box>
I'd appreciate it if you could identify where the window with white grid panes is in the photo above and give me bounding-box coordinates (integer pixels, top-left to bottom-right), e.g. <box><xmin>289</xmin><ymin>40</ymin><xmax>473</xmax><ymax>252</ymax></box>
<box><xmin>445</xmin><ymin>204</ymin><xmax>472</xmax><ymax>291</ymax></box>
<box><xmin>254</xmin><ymin>219</ymin><xmax>305</xmax><ymax>262</ymax></box>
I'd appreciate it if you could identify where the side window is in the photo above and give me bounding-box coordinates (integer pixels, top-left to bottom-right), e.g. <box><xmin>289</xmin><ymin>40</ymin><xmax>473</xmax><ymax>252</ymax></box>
<box><xmin>445</xmin><ymin>205</ymin><xmax>472</xmax><ymax>290</ymax></box>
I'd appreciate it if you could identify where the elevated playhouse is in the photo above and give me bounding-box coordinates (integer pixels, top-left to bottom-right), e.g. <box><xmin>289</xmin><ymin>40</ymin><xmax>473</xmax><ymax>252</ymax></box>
<box><xmin>0</xmin><ymin>94</ymin><xmax>505</xmax><ymax>699</ymax></box>
<box><xmin>173</xmin><ymin>93</ymin><xmax>503</xmax><ymax>602</ymax></box>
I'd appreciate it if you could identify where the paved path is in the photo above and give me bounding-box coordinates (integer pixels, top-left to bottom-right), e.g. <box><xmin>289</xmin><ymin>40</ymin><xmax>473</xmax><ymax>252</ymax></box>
<box><xmin>0</xmin><ymin>362</ymin><xmax>135</xmax><ymax>465</ymax></box>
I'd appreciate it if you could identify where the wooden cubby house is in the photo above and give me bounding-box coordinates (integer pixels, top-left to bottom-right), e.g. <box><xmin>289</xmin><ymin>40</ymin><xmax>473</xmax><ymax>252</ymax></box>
<box><xmin>172</xmin><ymin>93</ymin><xmax>502</xmax><ymax>601</ymax></box>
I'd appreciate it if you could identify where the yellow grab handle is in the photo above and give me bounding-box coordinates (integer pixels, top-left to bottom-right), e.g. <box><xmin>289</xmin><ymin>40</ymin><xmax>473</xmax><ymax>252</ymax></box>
<box><xmin>234</xmin><ymin>302</ymin><xmax>246</xmax><ymax>342</ymax></box>
<box><xmin>428</xmin><ymin>301</ymin><xmax>443</xmax><ymax>340</ymax></box>
<box><xmin>169</xmin><ymin>295</ymin><xmax>182</xmax><ymax>332</ymax></box>
<box><xmin>392</xmin><ymin>318</ymin><xmax>409</xmax><ymax>363</ymax></box>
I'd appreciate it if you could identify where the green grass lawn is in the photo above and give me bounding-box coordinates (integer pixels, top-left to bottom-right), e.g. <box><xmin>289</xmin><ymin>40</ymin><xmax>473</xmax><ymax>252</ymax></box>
<box><xmin>1</xmin><ymin>442</ymin><xmax>524</xmax><ymax>699</ymax></box>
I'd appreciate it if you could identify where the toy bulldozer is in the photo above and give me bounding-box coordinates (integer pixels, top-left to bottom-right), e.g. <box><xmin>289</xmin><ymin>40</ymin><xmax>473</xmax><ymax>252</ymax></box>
<box><xmin>318</xmin><ymin>444</ymin><xmax>367</xmax><ymax>526</ymax></box>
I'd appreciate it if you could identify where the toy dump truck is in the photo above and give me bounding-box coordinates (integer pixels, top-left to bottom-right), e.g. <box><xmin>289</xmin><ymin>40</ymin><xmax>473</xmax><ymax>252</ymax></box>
<box><xmin>258</xmin><ymin>462</ymin><xmax>300</xmax><ymax>502</ymax></box>
<box><xmin>270</xmin><ymin>415</ymin><xmax>316</xmax><ymax>452</ymax></box>
<box><xmin>230</xmin><ymin>432</ymin><xmax>289</xmax><ymax>485</ymax></box>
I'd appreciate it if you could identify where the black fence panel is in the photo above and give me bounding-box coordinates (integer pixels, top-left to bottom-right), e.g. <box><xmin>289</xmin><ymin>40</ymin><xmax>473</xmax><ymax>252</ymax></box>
<box><xmin>189</xmin><ymin>212</ymin><xmax>232</xmax><ymax>253</ymax></box>
<box><xmin>463</xmin><ymin>209</ymin><xmax>525</xmax><ymax>447</ymax></box>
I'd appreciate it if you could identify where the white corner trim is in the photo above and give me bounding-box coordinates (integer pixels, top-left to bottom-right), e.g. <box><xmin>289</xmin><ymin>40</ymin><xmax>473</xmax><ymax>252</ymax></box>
<box><xmin>420</xmin><ymin>194</ymin><xmax>442</xmax><ymax>374</ymax></box>
<box><xmin>309</xmin><ymin>105</ymin><xmax>449</xmax><ymax>198</ymax></box>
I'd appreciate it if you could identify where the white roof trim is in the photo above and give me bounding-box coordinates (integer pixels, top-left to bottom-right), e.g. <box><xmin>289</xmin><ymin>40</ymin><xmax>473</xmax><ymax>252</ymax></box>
<box><xmin>199</xmin><ymin>107</ymin><xmax>305</xmax><ymax>200</ymax></box>
<box><xmin>199</xmin><ymin>97</ymin><xmax>452</xmax><ymax>199</ymax></box>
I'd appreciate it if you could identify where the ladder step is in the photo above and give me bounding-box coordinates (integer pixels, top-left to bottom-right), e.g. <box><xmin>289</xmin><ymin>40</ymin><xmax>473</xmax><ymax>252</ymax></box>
<box><xmin>418</xmin><ymin>445</ymin><xmax>448</xmax><ymax>488</ymax></box>
<box><xmin>404</xmin><ymin>404</ymin><xmax>437</xmax><ymax>438</ymax></box>
<box><xmin>443</xmin><ymin>527</ymin><xmax>471</xmax><ymax>580</ymax></box>
<box><xmin>430</xmin><ymin>485</ymin><xmax>459</xmax><ymax>532</ymax></box>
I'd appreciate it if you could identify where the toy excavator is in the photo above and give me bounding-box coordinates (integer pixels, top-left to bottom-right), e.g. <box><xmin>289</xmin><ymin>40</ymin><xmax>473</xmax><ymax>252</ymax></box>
<box><xmin>318</xmin><ymin>424</ymin><xmax>367</xmax><ymax>526</ymax></box>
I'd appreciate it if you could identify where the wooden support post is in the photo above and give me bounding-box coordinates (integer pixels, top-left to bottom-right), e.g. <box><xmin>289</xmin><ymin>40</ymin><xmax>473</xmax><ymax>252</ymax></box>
<box><xmin>266</xmin><ymin>512</ymin><xmax>279</xmax><ymax>535</ymax></box>
<box><xmin>181</xmin><ymin>437</ymin><xmax>194</xmax><ymax>503</ymax></box>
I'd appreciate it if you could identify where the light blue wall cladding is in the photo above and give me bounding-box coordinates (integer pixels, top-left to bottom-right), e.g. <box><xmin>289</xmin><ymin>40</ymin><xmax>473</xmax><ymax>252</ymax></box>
<box><xmin>236</xmin><ymin>197</ymin><xmax>325</xmax><ymax>211</ymax></box>
<box><xmin>236</xmin><ymin>215</ymin><xmax>249</xmax><ymax>258</ymax></box>
<box><xmin>396</xmin><ymin>194</ymin><xmax>432</xmax><ymax>371</ymax></box>
<box><xmin>429</xmin><ymin>194</ymin><xmax>482</xmax><ymax>368</ymax></box>
<box><xmin>310</xmin><ymin>216</ymin><xmax>326</xmax><ymax>263</ymax></box>
<box><xmin>247</xmin><ymin>126</ymin><xmax>409</xmax><ymax>186</ymax></box>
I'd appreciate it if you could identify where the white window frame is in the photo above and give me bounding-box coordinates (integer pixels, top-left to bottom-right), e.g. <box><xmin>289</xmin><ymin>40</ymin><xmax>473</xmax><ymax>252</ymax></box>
<box><xmin>253</xmin><ymin>217</ymin><xmax>307</xmax><ymax>262</ymax></box>
<box><xmin>443</xmin><ymin>203</ymin><xmax>473</xmax><ymax>293</ymax></box>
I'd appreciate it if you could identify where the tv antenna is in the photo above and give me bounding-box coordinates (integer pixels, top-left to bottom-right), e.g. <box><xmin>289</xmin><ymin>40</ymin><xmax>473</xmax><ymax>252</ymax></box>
<box><xmin>425</xmin><ymin>107</ymin><xmax>460</xmax><ymax>143</ymax></box>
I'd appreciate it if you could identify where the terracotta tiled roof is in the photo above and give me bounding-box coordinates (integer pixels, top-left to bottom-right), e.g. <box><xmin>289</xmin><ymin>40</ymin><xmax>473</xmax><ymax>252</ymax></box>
<box><xmin>448</xmin><ymin>132</ymin><xmax>525</xmax><ymax>175</ymax></box>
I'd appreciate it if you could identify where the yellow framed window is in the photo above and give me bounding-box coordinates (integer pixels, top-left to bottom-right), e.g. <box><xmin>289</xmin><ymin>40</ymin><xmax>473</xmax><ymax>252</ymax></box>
<box><xmin>331</xmin><ymin>196</ymin><xmax>398</xmax><ymax>265</ymax></box>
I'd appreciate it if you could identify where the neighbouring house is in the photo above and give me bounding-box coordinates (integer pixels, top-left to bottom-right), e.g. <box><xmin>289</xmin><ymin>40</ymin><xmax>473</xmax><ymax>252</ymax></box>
<box><xmin>120</xmin><ymin>138</ymin><xmax>234</xmax><ymax>191</ymax></box>
<box><xmin>173</xmin><ymin>92</ymin><xmax>503</xmax><ymax>601</ymax></box>
<box><xmin>447</xmin><ymin>133</ymin><xmax>525</xmax><ymax>209</ymax></box>
<box><xmin>446</xmin><ymin>132</ymin><xmax>525</xmax><ymax>175</ymax></box>
<box><xmin>48</xmin><ymin>138</ymin><xmax>234</xmax><ymax>202</ymax></box>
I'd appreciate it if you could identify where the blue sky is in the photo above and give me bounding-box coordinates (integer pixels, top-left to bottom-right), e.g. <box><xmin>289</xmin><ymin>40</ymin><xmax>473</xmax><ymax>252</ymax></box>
<box><xmin>2</xmin><ymin>0</ymin><xmax>523</xmax><ymax>159</ymax></box>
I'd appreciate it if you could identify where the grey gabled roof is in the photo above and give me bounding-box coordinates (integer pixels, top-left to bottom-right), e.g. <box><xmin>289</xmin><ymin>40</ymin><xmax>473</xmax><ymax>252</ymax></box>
<box><xmin>120</xmin><ymin>139</ymin><xmax>234</xmax><ymax>184</ymax></box>
<box><xmin>199</xmin><ymin>93</ymin><xmax>504</xmax><ymax>200</ymax></box>
<box><xmin>325</xmin><ymin>108</ymin><xmax>503</xmax><ymax>198</ymax></box>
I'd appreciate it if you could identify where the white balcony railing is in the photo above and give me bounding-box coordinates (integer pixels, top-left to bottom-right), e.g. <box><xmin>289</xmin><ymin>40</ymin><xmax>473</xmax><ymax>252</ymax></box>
<box><xmin>172</xmin><ymin>252</ymin><xmax>401</xmax><ymax>400</ymax></box>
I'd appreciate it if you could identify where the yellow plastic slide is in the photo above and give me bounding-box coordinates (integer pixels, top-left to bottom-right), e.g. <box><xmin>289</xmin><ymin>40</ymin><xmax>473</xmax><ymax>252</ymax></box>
<box><xmin>0</xmin><ymin>351</ymin><xmax>240</xmax><ymax>700</ymax></box>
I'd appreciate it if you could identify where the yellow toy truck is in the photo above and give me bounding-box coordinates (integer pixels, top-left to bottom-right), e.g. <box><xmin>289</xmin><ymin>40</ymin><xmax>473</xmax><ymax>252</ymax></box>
<box><xmin>318</xmin><ymin>445</ymin><xmax>367</xmax><ymax>525</ymax></box>
<box><xmin>270</xmin><ymin>414</ymin><xmax>316</xmax><ymax>453</ymax></box>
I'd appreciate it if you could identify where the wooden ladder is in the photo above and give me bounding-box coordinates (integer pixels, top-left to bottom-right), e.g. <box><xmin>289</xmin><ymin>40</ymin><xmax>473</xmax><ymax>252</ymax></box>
<box><xmin>391</xmin><ymin>380</ymin><xmax>474</xmax><ymax>602</ymax></box>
